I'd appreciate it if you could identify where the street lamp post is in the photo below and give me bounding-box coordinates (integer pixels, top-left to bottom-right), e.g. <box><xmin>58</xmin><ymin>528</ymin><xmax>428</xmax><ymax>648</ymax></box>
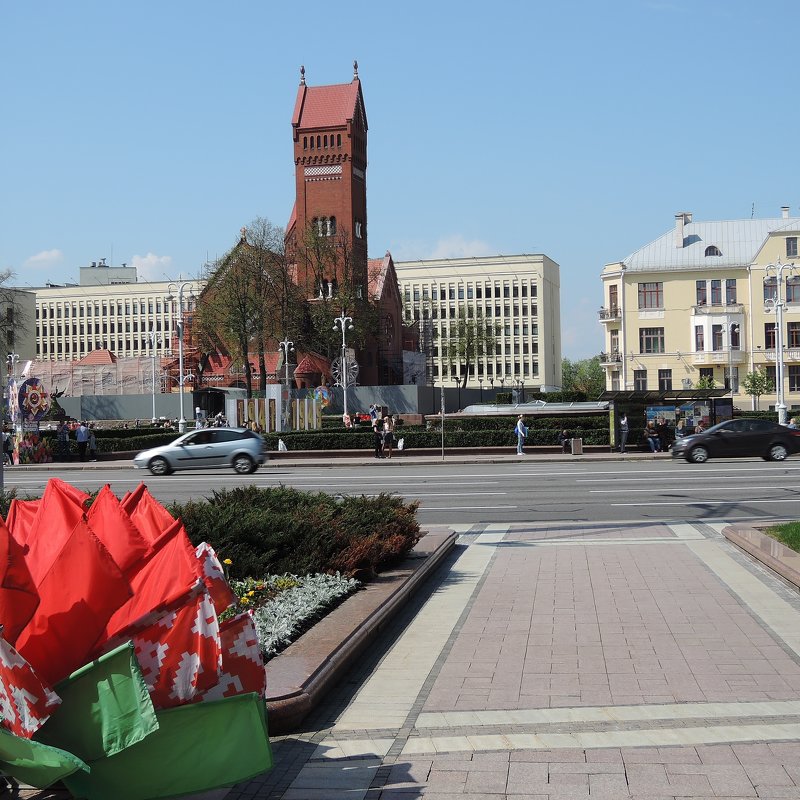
<box><xmin>333</xmin><ymin>311</ymin><xmax>354</xmax><ymax>419</ymax></box>
<box><xmin>149</xmin><ymin>328</ymin><xmax>158</xmax><ymax>424</ymax></box>
<box><xmin>518</xmin><ymin>378</ymin><xmax>525</xmax><ymax>404</ymax></box>
<box><xmin>166</xmin><ymin>283</ymin><xmax>193</xmax><ymax>432</ymax></box>
<box><xmin>478</xmin><ymin>376</ymin><xmax>484</xmax><ymax>403</ymax></box>
<box><xmin>451</xmin><ymin>374</ymin><xmax>461</xmax><ymax>411</ymax></box>
<box><xmin>1</xmin><ymin>353</ymin><xmax>19</xmax><ymax>490</ymax></box>
<box><xmin>278</xmin><ymin>336</ymin><xmax>294</xmax><ymax>431</ymax></box>
<box><xmin>765</xmin><ymin>261</ymin><xmax>795</xmax><ymax>425</ymax></box>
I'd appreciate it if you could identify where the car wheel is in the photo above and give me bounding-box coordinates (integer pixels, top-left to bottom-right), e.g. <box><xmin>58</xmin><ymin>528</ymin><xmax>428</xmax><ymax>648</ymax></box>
<box><xmin>687</xmin><ymin>446</ymin><xmax>709</xmax><ymax>464</ymax></box>
<box><xmin>768</xmin><ymin>443</ymin><xmax>788</xmax><ymax>461</ymax></box>
<box><xmin>148</xmin><ymin>456</ymin><xmax>172</xmax><ymax>476</ymax></box>
<box><xmin>232</xmin><ymin>454</ymin><xmax>256</xmax><ymax>474</ymax></box>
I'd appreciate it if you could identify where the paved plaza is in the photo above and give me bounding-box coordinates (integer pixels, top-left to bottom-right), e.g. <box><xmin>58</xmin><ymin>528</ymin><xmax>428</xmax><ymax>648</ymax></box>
<box><xmin>236</xmin><ymin>520</ymin><xmax>800</xmax><ymax>799</ymax></box>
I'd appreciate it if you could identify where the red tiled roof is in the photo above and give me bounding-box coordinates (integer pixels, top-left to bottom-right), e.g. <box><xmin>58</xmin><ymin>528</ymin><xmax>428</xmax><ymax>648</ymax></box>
<box><xmin>78</xmin><ymin>349</ymin><xmax>117</xmax><ymax>365</ymax></box>
<box><xmin>294</xmin><ymin>352</ymin><xmax>331</xmax><ymax>376</ymax></box>
<box><xmin>292</xmin><ymin>80</ymin><xmax>365</xmax><ymax>130</ymax></box>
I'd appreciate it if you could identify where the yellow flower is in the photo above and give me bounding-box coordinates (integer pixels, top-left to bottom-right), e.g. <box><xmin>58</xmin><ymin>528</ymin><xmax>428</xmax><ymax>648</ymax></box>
<box><xmin>223</xmin><ymin>558</ymin><xmax>233</xmax><ymax>565</ymax></box>
<box><xmin>247</xmin><ymin>590</ymin><xmax>255</xmax><ymax>597</ymax></box>
<box><xmin>240</xmin><ymin>597</ymin><xmax>250</xmax><ymax>604</ymax></box>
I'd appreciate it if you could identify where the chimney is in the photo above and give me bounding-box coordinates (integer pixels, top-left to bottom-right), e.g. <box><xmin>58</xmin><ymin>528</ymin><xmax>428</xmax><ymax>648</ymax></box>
<box><xmin>674</xmin><ymin>212</ymin><xmax>692</xmax><ymax>248</ymax></box>
<box><xmin>782</xmin><ymin>206</ymin><xmax>790</xmax><ymax>219</ymax></box>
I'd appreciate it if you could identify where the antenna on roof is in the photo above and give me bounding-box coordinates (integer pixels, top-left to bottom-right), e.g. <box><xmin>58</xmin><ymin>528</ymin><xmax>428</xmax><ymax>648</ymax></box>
<box><xmin>353</xmin><ymin>60</ymin><xmax>359</xmax><ymax>79</ymax></box>
<box><xmin>300</xmin><ymin>65</ymin><xmax>305</xmax><ymax>85</ymax></box>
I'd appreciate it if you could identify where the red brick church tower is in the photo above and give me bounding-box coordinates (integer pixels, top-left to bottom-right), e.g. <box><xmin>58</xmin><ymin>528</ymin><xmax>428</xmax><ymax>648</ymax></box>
<box><xmin>286</xmin><ymin>62</ymin><xmax>368</xmax><ymax>296</ymax></box>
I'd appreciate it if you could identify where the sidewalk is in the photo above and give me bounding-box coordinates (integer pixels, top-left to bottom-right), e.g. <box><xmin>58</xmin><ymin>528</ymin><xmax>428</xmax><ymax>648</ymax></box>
<box><xmin>236</xmin><ymin>519</ymin><xmax>800</xmax><ymax>800</ymax></box>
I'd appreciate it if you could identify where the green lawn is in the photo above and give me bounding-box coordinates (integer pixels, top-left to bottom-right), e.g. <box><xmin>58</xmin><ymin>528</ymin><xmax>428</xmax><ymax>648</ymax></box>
<box><xmin>768</xmin><ymin>522</ymin><xmax>800</xmax><ymax>553</ymax></box>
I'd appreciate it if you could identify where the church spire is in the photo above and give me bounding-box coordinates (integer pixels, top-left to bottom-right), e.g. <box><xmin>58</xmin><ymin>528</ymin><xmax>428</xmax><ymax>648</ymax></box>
<box><xmin>353</xmin><ymin>60</ymin><xmax>358</xmax><ymax>80</ymax></box>
<box><xmin>300</xmin><ymin>65</ymin><xmax>305</xmax><ymax>85</ymax></box>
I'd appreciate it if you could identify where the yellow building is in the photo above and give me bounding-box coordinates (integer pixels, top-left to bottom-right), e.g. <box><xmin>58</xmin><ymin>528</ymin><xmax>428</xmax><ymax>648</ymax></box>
<box><xmin>600</xmin><ymin>207</ymin><xmax>800</xmax><ymax>414</ymax></box>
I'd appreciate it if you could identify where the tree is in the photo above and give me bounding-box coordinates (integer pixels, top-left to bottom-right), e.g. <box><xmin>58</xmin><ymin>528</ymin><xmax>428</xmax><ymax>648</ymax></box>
<box><xmin>742</xmin><ymin>368</ymin><xmax>774</xmax><ymax>411</ymax></box>
<box><xmin>561</xmin><ymin>357</ymin><xmax>605</xmax><ymax>399</ymax></box>
<box><xmin>441</xmin><ymin>307</ymin><xmax>497</xmax><ymax>387</ymax></box>
<box><xmin>0</xmin><ymin>269</ymin><xmax>31</xmax><ymax>353</ymax></box>
<box><xmin>695</xmin><ymin>375</ymin><xmax>716</xmax><ymax>389</ymax></box>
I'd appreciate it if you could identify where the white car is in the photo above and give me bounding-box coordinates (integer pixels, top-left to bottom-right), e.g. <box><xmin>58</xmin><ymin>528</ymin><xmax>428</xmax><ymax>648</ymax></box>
<box><xmin>133</xmin><ymin>428</ymin><xmax>268</xmax><ymax>475</ymax></box>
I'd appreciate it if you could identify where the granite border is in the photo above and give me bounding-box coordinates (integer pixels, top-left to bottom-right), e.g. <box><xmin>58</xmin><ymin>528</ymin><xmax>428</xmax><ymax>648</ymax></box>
<box><xmin>265</xmin><ymin>528</ymin><xmax>458</xmax><ymax>734</ymax></box>
<box><xmin>723</xmin><ymin>524</ymin><xmax>800</xmax><ymax>590</ymax></box>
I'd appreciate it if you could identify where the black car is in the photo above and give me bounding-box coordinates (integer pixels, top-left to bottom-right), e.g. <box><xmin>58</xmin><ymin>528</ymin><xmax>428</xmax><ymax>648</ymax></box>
<box><xmin>671</xmin><ymin>418</ymin><xmax>800</xmax><ymax>463</ymax></box>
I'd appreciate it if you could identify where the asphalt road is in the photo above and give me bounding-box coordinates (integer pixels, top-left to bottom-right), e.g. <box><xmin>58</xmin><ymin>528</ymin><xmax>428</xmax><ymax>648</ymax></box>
<box><xmin>4</xmin><ymin>457</ymin><xmax>800</xmax><ymax>525</ymax></box>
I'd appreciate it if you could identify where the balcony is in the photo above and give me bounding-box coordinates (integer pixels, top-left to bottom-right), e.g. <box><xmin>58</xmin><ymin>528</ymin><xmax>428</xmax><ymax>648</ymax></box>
<box><xmin>692</xmin><ymin>348</ymin><xmax>747</xmax><ymax>365</ymax></box>
<box><xmin>692</xmin><ymin>303</ymin><xmax>743</xmax><ymax>315</ymax></box>
<box><xmin>599</xmin><ymin>351</ymin><xmax>623</xmax><ymax>366</ymax></box>
<box><xmin>598</xmin><ymin>306</ymin><xmax>621</xmax><ymax>322</ymax></box>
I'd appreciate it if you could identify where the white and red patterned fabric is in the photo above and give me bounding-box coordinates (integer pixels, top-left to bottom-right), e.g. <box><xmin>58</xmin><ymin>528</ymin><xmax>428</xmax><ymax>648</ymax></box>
<box><xmin>195</xmin><ymin>542</ymin><xmax>235</xmax><ymax>615</ymax></box>
<box><xmin>0</xmin><ymin>634</ymin><xmax>61</xmax><ymax>738</ymax></box>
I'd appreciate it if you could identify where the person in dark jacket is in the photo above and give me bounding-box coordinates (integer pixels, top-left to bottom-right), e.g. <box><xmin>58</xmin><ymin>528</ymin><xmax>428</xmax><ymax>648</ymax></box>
<box><xmin>558</xmin><ymin>429</ymin><xmax>572</xmax><ymax>454</ymax></box>
<box><xmin>373</xmin><ymin>423</ymin><xmax>384</xmax><ymax>458</ymax></box>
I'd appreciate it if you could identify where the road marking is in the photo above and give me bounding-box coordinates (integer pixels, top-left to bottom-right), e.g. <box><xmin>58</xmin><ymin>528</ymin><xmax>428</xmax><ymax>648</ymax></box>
<box><xmin>592</xmin><ymin>485</ymin><xmax>799</xmax><ymax>493</ymax></box>
<box><xmin>613</xmin><ymin>498</ymin><xmax>800</xmax><ymax>506</ymax></box>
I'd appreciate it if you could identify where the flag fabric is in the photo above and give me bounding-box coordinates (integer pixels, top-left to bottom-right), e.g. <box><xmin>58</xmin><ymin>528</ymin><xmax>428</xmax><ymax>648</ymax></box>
<box><xmin>0</xmin><ymin>727</ymin><xmax>89</xmax><ymax>789</ymax></box>
<box><xmin>0</xmin><ymin>520</ymin><xmax>39</xmax><ymax>645</ymax></box>
<box><xmin>131</xmin><ymin>583</ymin><xmax>221</xmax><ymax>709</ymax></box>
<box><xmin>197</xmin><ymin>612</ymin><xmax>266</xmax><ymax>702</ymax></box>
<box><xmin>120</xmin><ymin>484</ymin><xmax>177</xmax><ymax>548</ymax></box>
<box><xmin>34</xmin><ymin>642</ymin><xmax>158</xmax><ymax>762</ymax></box>
<box><xmin>86</xmin><ymin>485</ymin><xmax>150</xmax><ymax>574</ymax></box>
<box><xmin>195</xmin><ymin>541</ymin><xmax>235</xmax><ymax>614</ymax></box>
<box><xmin>15</xmin><ymin>518</ymin><xmax>132</xmax><ymax>686</ymax></box>
<box><xmin>63</xmin><ymin>692</ymin><xmax>273</xmax><ymax>800</ymax></box>
<box><xmin>3</xmin><ymin>499</ymin><xmax>39</xmax><ymax>551</ymax></box>
<box><xmin>97</xmin><ymin>519</ymin><xmax>202</xmax><ymax>649</ymax></box>
<box><xmin>0</xmin><ymin>635</ymin><xmax>61</xmax><ymax>738</ymax></box>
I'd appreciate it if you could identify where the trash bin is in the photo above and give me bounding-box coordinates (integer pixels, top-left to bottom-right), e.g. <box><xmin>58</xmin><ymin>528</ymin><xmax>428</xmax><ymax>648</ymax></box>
<box><xmin>570</xmin><ymin>438</ymin><xmax>583</xmax><ymax>455</ymax></box>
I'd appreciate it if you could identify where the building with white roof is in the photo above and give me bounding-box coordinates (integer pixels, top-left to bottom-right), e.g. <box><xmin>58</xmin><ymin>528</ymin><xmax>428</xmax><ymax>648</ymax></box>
<box><xmin>600</xmin><ymin>207</ymin><xmax>800</xmax><ymax>411</ymax></box>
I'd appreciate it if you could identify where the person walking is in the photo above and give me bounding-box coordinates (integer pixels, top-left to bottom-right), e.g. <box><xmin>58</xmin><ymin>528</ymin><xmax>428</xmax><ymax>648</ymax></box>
<box><xmin>619</xmin><ymin>413</ymin><xmax>629</xmax><ymax>453</ymax></box>
<box><xmin>372</xmin><ymin>422</ymin><xmax>384</xmax><ymax>459</ymax></box>
<box><xmin>88</xmin><ymin>427</ymin><xmax>97</xmax><ymax>462</ymax></box>
<box><xmin>57</xmin><ymin>420</ymin><xmax>70</xmax><ymax>461</ymax></box>
<box><xmin>515</xmin><ymin>414</ymin><xmax>528</xmax><ymax>455</ymax></box>
<box><xmin>382</xmin><ymin>415</ymin><xmax>395</xmax><ymax>459</ymax></box>
<box><xmin>76</xmin><ymin>421</ymin><xmax>89</xmax><ymax>462</ymax></box>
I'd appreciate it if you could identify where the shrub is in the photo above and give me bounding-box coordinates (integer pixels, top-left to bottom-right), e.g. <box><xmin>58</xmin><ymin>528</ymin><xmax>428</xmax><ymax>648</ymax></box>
<box><xmin>170</xmin><ymin>485</ymin><xmax>421</xmax><ymax>579</ymax></box>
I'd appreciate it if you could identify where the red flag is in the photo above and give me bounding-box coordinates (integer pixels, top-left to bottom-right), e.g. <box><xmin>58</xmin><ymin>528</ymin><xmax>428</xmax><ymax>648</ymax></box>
<box><xmin>0</xmin><ymin>635</ymin><xmax>61</xmax><ymax>738</ymax></box>
<box><xmin>4</xmin><ymin>498</ymin><xmax>39</xmax><ymax>545</ymax></box>
<box><xmin>131</xmin><ymin>584</ymin><xmax>221</xmax><ymax>709</ymax></box>
<box><xmin>196</xmin><ymin>613</ymin><xmax>266</xmax><ymax>702</ymax></box>
<box><xmin>121</xmin><ymin>484</ymin><xmax>177</xmax><ymax>548</ymax></box>
<box><xmin>195</xmin><ymin>542</ymin><xmax>235</xmax><ymax>615</ymax></box>
<box><xmin>15</xmin><ymin>518</ymin><xmax>132</xmax><ymax>685</ymax></box>
<box><xmin>0</xmin><ymin>520</ymin><xmax>39</xmax><ymax>645</ymax></box>
<box><xmin>97</xmin><ymin>518</ymin><xmax>202</xmax><ymax>649</ymax></box>
<box><xmin>86</xmin><ymin>485</ymin><xmax>149</xmax><ymax>573</ymax></box>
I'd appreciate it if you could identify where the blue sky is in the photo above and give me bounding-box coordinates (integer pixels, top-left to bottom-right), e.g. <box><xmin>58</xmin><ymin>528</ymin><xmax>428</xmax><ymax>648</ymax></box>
<box><xmin>1</xmin><ymin>1</ymin><xmax>796</xmax><ymax>359</ymax></box>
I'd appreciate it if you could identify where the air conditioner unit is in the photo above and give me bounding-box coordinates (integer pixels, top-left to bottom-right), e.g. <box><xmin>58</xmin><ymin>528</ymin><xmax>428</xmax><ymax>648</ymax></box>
<box><xmin>682</xmin><ymin>378</ymin><xmax>692</xmax><ymax>389</ymax></box>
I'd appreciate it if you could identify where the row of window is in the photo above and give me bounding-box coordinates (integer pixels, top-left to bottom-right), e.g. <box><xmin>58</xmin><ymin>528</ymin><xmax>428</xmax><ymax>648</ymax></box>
<box><xmin>629</xmin><ymin>364</ymin><xmax>800</xmax><ymax>393</ymax></box>
<box><xmin>406</xmin><ymin>282</ymin><xmax>538</xmax><ymax>303</ymax></box>
<box><xmin>303</xmin><ymin>133</ymin><xmax>343</xmax><ymax>150</ymax></box>
<box><xmin>633</xmin><ymin>275</ymin><xmax>800</xmax><ymax>311</ymax></box>
<box><xmin>408</xmin><ymin>305</ymin><xmax>539</xmax><ymax>321</ymax></box>
<box><xmin>37</xmin><ymin>301</ymin><xmax>183</xmax><ymax>320</ymax></box>
<box><xmin>436</xmin><ymin>339</ymin><xmax>538</xmax><ymax>357</ymax></box>
<box><xmin>431</xmin><ymin>362</ymin><xmax>539</xmax><ymax>379</ymax></box>
<box><xmin>631</xmin><ymin>321</ymin><xmax>800</xmax><ymax>354</ymax></box>
<box><xmin>37</xmin><ymin>339</ymin><xmax>171</xmax><ymax>356</ymax></box>
<box><xmin>38</xmin><ymin>319</ymin><xmax>171</xmax><ymax>337</ymax></box>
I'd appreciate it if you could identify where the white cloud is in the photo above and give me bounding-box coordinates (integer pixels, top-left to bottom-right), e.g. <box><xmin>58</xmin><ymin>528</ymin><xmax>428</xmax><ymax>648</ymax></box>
<box><xmin>24</xmin><ymin>249</ymin><xmax>64</xmax><ymax>268</ymax></box>
<box><xmin>428</xmin><ymin>235</ymin><xmax>493</xmax><ymax>260</ymax></box>
<box><xmin>131</xmin><ymin>252</ymin><xmax>174</xmax><ymax>282</ymax></box>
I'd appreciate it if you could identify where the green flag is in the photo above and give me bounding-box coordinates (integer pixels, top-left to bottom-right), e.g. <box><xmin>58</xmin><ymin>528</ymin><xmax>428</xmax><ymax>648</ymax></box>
<box><xmin>0</xmin><ymin>728</ymin><xmax>88</xmax><ymax>788</ymax></box>
<box><xmin>63</xmin><ymin>692</ymin><xmax>273</xmax><ymax>800</ymax></box>
<box><xmin>34</xmin><ymin>641</ymin><xmax>158</xmax><ymax>762</ymax></box>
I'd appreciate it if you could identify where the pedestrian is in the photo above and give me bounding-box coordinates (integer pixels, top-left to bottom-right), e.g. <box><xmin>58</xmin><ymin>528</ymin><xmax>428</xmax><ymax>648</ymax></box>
<box><xmin>559</xmin><ymin>429</ymin><xmax>572</xmax><ymax>454</ymax></box>
<box><xmin>369</xmin><ymin>404</ymin><xmax>378</xmax><ymax>424</ymax></box>
<box><xmin>619</xmin><ymin>413</ymin><xmax>629</xmax><ymax>453</ymax></box>
<box><xmin>515</xmin><ymin>414</ymin><xmax>528</xmax><ymax>455</ymax></box>
<box><xmin>76</xmin><ymin>421</ymin><xmax>89</xmax><ymax>462</ymax></box>
<box><xmin>373</xmin><ymin>422</ymin><xmax>384</xmax><ymax>459</ymax></box>
<box><xmin>88</xmin><ymin>427</ymin><xmax>97</xmax><ymax>462</ymax></box>
<box><xmin>2</xmin><ymin>426</ymin><xmax>12</xmax><ymax>466</ymax></box>
<box><xmin>789</xmin><ymin>418</ymin><xmax>798</xmax><ymax>430</ymax></box>
<box><xmin>57</xmin><ymin>420</ymin><xmax>70</xmax><ymax>461</ymax></box>
<box><xmin>383</xmin><ymin>415</ymin><xmax>395</xmax><ymax>459</ymax></box>
<box><xmin>645</xmin><ymin>420</ymin><xmax>661</xmax><ymax>452</ymax></box>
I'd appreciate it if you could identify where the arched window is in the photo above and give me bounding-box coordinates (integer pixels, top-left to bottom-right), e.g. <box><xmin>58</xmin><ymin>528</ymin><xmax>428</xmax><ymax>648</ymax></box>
<box><xmin>316</xmin><ymin>135</ymin><xmax>321</xmax><ymax>149</ymax></box>
<box><xmin>323</xmin><ymin>135</ymin><xmax>328</xmax><ymax>148</ymax></box>
<box><xmin>337</xmin><ymin>134</ymin><xmax>342</xmax><ymax>147</ymax></box>
<box><xmin>303</xmin><ymin>136</ymin><xmax>307</xmax><ymax>150</ymax></box>
<box><xmin>705</xmin><ymin>245</ymin><xmax>722</xmax><ymax>257</ymax></box>
<box><xmin>316</xmin><ymin>217</ymin><xmax>325</xmax><ymax>236</ymax></box>
<box><xmin>310</xmin><ymin>137</ymin><xmax>314</xmax><ymax>150</ymax></box>
<box><xmin>328</xmin><ymin>216</ymin><xmax>336</xmax><ymax>235</ymax></box>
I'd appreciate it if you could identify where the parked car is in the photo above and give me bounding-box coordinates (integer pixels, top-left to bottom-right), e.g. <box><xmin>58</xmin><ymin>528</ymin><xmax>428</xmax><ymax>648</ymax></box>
<box><xmin>133</xmin><ymin>428</ymin><xmax>268</xmax><ymax>475</ymax></box>
<box><xmin>671</xmin><ymin>418</ymin><xmax>800</xmax><ymax>463</ymax></box>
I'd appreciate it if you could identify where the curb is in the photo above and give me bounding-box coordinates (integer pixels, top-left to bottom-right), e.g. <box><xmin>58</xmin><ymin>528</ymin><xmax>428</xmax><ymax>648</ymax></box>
<box><xmin>264</xmin><ymin>528</ymin><xmax>458</xmax><ymax>734</ymax></box>
<box><xmin>722</xmin><ymin>524</ymin><xmax>800</xmax><ymax>590</ymax></box>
